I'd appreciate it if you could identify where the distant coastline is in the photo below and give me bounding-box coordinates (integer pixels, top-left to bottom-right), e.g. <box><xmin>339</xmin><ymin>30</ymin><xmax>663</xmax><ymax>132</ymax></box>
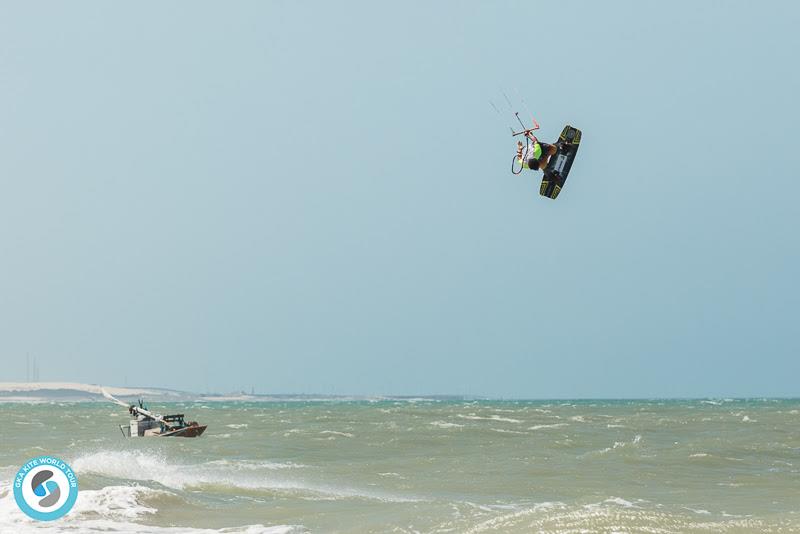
<box><xmin>0</xmin><ymin>382</ymin><xmax>480</xmax><ymax>403</ymax></box>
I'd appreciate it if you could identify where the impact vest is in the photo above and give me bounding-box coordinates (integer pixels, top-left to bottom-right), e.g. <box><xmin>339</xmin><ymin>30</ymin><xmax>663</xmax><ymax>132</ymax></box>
<box><xmin>531</xmin><ymin>141</ymin><xmax>543</xmax><ymax>160</ymax></box>
<box><xmin>519</xmin><ymin>141</ymin><xmax>543</xmax><ymax>169</ymax></box>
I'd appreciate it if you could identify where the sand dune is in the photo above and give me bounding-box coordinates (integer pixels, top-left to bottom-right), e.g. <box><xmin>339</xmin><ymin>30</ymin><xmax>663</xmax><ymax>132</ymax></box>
<box><xmin>0</xmin><ymin>382</ymin><xmax>189</xmax><ymax>402</ymax></box>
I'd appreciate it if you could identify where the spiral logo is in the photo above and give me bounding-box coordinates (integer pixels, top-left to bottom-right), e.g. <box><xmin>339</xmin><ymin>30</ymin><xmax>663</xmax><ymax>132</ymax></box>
<box><xmin>13</xmin><ymin>456</ymin><xmax>78</xmax><ymax>521</ymax></box>
<box><xmin>31</xmin><ymin>469</ymin><xmax>60</xmax><ymax>507</ymax></box>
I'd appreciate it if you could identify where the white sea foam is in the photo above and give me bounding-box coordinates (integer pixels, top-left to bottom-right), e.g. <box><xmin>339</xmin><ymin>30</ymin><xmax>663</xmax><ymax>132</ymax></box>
<box><xmin>226</xmin><ymin>424</ymin><xmax>249</xmax><ymax>429</ymax></box>
<box><xmin>318</xmin><ymin>431</ymin><xmax>353</xmax><ymax>438</ymax></box>
<box><xmin>460</xmin><ymin>501</ymin><xmax>565</xmax><ymax>533</ymax></box>
<box><xmin>73</xmin><ymin>485</ymin><xmax>162</xmax><ymax>519</ymax></box>
<box><xmin>603</xmin><ymin>497</ymin><xmax>635</xmax><ymax>508</ymax></box>
<box><xmin>453</xmin><ymin>497</ymin><xmax>775</xmax><ymax>534</ymax></box>
<box><xmin>612</xmin><ymin>434</ymin><xmax>641</xmax><ymax>449</ymax></box>
<box><xmin>589</xmin><ymin>435</ymin><xmax>642</xmax><ymax>456</ymax></box>
<box><xmin>430</xmin><ymin>421</ymin><xmax>464</xmax><ymax>429</ymax></box>
<box><xmin>205</xmin><ymin>459</ymin><xmax>306</xmax><ymax>470</ymax></box>
<box><xmin>71</xmin><ymin>450</ymin><xmax>414</xmax><ymax>502</ymax></box>
<box><xmin>457</xmin><ymin>414</ymin><xmax>523</xmax><ymax>424</ymax></box>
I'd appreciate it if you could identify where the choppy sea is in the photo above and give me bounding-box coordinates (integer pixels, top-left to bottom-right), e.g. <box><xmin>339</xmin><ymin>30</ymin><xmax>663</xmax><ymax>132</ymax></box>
<box><xmin>1</xmin><ymin>399</ymin><xmax>799</xmax><ymax>533</ymax></box>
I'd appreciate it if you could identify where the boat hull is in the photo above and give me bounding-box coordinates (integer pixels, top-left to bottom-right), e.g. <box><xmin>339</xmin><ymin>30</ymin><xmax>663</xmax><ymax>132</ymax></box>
<box><xmin>160</xmin><ymin>424</ymin><xmax>207</xmax><ymax>437</ymax></box>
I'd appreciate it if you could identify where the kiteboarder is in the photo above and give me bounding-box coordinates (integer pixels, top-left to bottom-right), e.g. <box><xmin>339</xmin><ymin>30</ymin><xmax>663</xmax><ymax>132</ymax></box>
<box><xmin>516</xmin><ymin>131</ymin><xmax>557</xmax><ymax>171</ymax></box>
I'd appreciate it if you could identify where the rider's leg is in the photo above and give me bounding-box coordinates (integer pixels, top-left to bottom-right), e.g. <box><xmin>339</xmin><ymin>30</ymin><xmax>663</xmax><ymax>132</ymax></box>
<box><xmin>540</xmin><ymin>144</ymin><xmax>558</xmax><ymax>169</ymax></box>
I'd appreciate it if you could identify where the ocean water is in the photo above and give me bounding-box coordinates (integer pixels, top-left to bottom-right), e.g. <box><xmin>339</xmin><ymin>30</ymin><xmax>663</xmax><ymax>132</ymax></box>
<box><xmin>1</xmin><ymin>399</ymin><xmax>799</xmax><ymax>533</ymax></box>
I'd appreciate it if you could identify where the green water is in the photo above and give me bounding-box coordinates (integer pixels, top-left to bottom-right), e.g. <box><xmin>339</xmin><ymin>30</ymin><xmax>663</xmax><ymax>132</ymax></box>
<box><xmin>1</xmin><ymin>399</ymin><xmax>799</xmax><ymax>532</ymax></box>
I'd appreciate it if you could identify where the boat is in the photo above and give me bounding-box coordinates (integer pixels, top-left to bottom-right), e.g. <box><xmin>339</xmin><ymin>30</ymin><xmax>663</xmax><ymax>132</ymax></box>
<box><xmin>102</xmin><ymin>389</ymin><xmax>207</xmax><ymax>438</ymax></box>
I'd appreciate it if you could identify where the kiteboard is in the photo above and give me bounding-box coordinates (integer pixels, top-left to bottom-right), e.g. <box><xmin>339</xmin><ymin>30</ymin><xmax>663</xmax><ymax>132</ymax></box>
<box><xmin>540</xmin><ymin>125</ymin><xmax>581</xmax><ymax>199</ymax></box>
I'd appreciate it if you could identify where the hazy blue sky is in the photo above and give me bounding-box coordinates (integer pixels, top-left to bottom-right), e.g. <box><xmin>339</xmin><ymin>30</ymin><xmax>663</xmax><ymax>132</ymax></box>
<box><xmin>1</xmin><ymin>1</ymin><xmax>798</xmax><ymax>397</ymax></box>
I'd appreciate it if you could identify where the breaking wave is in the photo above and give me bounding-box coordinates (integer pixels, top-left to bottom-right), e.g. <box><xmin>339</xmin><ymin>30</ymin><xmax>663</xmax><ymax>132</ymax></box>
<box><xmin>71</xmin><ymin>450</ymin><xmax>416</xmax><ymax>502</ymax></box>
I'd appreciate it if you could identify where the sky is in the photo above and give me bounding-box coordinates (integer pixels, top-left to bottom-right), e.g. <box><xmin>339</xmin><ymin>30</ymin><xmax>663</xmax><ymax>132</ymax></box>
<box><xmin>1</xmin><ymin>1</ymin><xmax>798</xmax><ymax>398</ymax></box>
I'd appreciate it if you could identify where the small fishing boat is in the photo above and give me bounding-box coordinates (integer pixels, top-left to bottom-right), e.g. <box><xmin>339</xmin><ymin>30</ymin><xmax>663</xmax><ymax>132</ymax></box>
<box><xmin>103</xmin><ymin>389</ymin><xmax>207</xmax><ymax>438</ymax></box>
